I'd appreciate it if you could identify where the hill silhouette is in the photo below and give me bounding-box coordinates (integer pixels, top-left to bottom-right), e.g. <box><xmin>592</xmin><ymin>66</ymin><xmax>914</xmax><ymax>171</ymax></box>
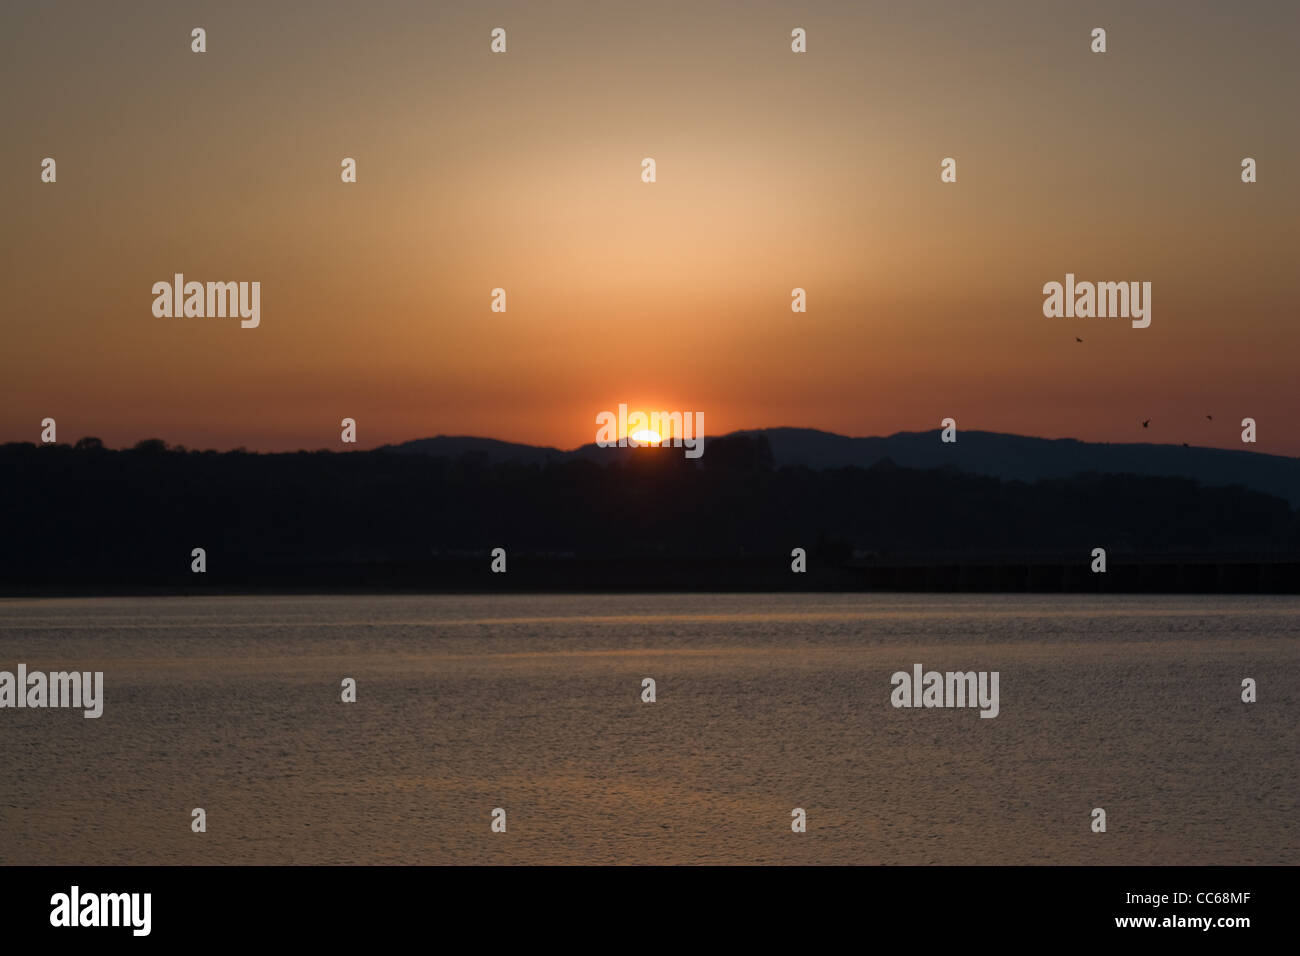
<box><xmin>387</xmin><ymin>427</ymin><xmax>1300</xmax><ymax>507</ymax></box>
<box><xmin>384</xmin><ymin>435</ymin><xmax>568</xmax><ymax>466</ymax></box>
<box><xmin>3</xmin><ymin>433</ymin><xmax>1298</xmax><ymax>594</ymax></box>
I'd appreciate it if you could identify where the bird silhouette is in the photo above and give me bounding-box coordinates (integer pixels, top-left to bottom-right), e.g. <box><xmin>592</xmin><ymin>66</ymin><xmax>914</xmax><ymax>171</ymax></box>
<box><xmin>1075</xmin><ymin>337</ymin><xmax>1083</xmax><ymax>343</ymax></box>
<box><xmin>1141</xmin><ymin>419</ymin><xmax>1150</xmax><ymax>428</ymax></box>
<box><xmin>1206</xmin><ymin>414</ymin><xmax>1213</xmax><ymax>421</ymax></box>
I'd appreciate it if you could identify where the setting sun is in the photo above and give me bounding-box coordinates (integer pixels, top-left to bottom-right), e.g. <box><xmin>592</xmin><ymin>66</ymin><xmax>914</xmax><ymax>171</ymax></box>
<box><xmin>630</xmin><ymin>429</ymin><xmax>662</xmax><ymax>444</ymax></box>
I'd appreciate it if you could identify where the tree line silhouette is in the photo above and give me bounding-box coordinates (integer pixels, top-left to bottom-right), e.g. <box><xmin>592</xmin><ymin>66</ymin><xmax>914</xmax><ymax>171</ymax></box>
<box><xmin>3</xmin><ymin>435</ymin><xmax>1297</xmax><ymax>594</ymax></box>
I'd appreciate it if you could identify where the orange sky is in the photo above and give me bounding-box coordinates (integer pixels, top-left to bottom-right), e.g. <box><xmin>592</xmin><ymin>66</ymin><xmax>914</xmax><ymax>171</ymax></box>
<box><xmin>4</xmin><ymin>0</ymin><xmax>1298</xmax><ymax>454</ymax></box>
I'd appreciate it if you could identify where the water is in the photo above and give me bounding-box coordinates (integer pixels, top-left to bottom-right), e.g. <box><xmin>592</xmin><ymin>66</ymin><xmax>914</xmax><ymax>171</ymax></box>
<box><xmin>0</xmin><ymin>593</ymin><xmax>1295</xmax><ymax>865</ymax></box>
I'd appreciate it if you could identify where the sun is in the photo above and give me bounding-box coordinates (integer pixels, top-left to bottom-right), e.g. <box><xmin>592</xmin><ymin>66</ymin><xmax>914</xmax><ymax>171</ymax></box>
<box><xmin>630</xmin><ymin>429</ymin><xmax>663</xmax><ymax>444</ymax></box>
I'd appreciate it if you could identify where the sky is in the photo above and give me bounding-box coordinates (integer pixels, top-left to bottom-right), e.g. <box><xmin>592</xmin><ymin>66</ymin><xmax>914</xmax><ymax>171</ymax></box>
<box><xmin>3</xmin><ymin>0</ymin><xmax>1298</xmax><ymax>454</ymax></box>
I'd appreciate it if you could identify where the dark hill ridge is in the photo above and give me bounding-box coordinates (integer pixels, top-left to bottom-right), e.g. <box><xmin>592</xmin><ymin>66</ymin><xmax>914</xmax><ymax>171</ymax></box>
<box><xmin>4</xmin><ymin>433</ymin><xmax>1298</xmax><ymax>594</ymax></box>
<box><xmin>385</xmin><ymin>435</ymin><xmax>567</xmax><ymax>466</ymax></box>
<box><xmin>386</xmin><ymin>428</ymin><xmax>1300</xmax><ymax>507</ymax></box>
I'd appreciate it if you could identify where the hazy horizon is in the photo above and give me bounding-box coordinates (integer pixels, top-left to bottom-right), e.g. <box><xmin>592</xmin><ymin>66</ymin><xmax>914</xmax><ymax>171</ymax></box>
<box><xmin>15</xmin><ymin>421</ymin><xmax>1300</xmax><ymax>459</ymax></box>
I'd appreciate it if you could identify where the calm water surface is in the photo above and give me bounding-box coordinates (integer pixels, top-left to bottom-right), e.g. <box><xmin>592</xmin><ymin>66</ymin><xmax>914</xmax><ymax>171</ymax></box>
<box><xmin>0</xmin><ymin>593</ymin><xmax>1295</xmax><ymax>864</ymax></box>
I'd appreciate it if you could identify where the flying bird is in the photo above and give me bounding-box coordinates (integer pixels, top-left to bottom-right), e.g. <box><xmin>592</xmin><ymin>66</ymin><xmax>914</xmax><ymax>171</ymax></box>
<box><xmin>1075</xmin><ymin>337</ymin><xmax>1083</xmax><ymax>343</ymax></box>
<box><xmin>1206</xmin><ymin>414</ymin><xmax>1213</xmax><ymax>420</ymax></box>
<box><xmin>1141</xmin><ymin>419</ymin><xmax>1150</xmax><ymax>428</ymax></box>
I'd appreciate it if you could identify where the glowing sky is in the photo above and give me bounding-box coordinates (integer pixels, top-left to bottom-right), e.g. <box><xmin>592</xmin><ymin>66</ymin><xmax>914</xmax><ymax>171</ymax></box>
<box><xmin>4</xmin><ymin>0</ymin><xmax>1298</xmax><ymax>453</ymax></box>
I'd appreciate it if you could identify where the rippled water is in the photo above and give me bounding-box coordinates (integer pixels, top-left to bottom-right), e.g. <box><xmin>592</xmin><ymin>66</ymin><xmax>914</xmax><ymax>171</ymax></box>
<box><xmin>0</xmin><ymin>593</ymin><xmax>1295</xmax><ymax>864</ymax></box>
